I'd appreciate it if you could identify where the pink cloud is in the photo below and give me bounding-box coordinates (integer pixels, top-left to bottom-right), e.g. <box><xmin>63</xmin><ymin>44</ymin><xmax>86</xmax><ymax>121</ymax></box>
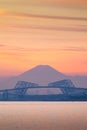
<box><xmin>1</xmin><ymin>9</ymin><xmax>87</xmax><ymax>21</ymax></box>
<box><xmin>11</xmin><ymin>24</ymin><xmax>87</xmax><ymax>32</ymax></box>
<box><xmin>62</xmin><ymin>47</ymin><xmax>87</xmax><ymax>52</ymax></box>
<box><xmin>10</xmin><ymin>12</ymin><xmax>87</xmax><ymax>21</ymax></box>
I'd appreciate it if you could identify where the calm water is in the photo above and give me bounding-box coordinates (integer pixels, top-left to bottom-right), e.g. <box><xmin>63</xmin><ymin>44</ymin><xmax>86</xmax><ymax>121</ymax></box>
<box><xmin>0</xmin><ymin>102</ymin><xmax>87</xmax><ymax>130</ymax></box>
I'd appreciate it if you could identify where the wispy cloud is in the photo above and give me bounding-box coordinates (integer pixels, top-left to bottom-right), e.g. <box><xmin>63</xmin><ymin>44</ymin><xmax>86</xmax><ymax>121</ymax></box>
<box><xmin>0</xmin><ymin>45</ymin><xmax>54</xmax><ymax>52</ymax></box>
<box><xmin>2</xmin><ymin>45</ymin><xmax>87</xmax><ymax>53</ymax></box>
<box><xmin>62</xmin><ymin>47</ymin><xmax>87</xmax><ymax>52</ymax></box>
<box><xmin>9</xmin><ymin>12</ymin><xmax>87</xmax><ymax>21</ymax></box>
<box><xmin>11</xmin><ymin>0</ymin><xmax>87</xmax><ymax>7</ymax></box>
<box><xmin>11</xmin><ymin>24</ymin><xmax>87</xmax><ymax>32</ymax></box>
<box><xmin>1</xmin><ymin>9</ymin><xmax>87</xmax><ymax>21</ymax></box>
<box><xmin>0</xmin><ymin>44</ymin><xmax>6</xmax><ymax>47</ymax></box>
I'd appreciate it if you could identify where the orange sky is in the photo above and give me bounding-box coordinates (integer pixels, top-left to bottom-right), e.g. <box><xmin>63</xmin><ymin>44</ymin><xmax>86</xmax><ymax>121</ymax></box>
<box><xmin>0</xmin><ymin>0</ymin><xmax>87</xmax><ymax>76</ymax></box>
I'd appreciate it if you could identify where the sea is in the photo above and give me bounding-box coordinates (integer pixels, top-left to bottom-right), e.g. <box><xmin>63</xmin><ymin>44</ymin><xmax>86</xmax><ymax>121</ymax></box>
<box><xmin>0</xmin><ymin>102</ymin><xmax>87</xmax><ymax>130</ymax></box>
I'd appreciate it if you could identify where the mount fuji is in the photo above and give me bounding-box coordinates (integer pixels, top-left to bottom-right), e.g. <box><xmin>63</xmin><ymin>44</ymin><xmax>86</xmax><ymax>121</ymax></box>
<box><xmin>0</xmin><ymin>65</ymin><xmax>87</xmax><ymax>89</ymax></box>
<box><xmin>0</xmin><ymin>65</ymin><xmax>67</xmax><ymax>89</ymax></box>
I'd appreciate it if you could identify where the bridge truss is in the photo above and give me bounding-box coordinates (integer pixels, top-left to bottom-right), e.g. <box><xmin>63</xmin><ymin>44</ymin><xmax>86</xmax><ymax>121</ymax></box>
<box><xmin>0</xmin><ymin>80</ymin><xmax>87</xmax><ymax>100</ymax></box>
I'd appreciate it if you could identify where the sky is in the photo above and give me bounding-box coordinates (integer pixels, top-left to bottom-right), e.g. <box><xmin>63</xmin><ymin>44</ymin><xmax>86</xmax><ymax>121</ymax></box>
<box><xmin>0</xmin><ymin>0</ymin><xmax>87</xmax><ymax>76</ymax></box>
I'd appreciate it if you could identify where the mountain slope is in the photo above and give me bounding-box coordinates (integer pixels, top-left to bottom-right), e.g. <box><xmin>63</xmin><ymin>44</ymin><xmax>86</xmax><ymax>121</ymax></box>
<box><xmin>18</xmin><ymin>65</ymin><xmax>67</xmax><ymax>85</ymax></box>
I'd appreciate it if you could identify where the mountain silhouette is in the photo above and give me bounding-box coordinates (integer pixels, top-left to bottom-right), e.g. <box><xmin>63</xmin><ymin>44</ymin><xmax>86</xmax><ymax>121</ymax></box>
<box><xmin>0</xmin><ymin>65</ymin><xmax>87</xmax><ymax>89</ymax></box>
<box><xmin>18</xmin><ymin>65</ymin><xmax>67</xmax><ymax>85</ymax></box>
<box><xmin>0</xmin><ymin>65</ymin><xmax>67</xmax><ymax>89</ymax></box>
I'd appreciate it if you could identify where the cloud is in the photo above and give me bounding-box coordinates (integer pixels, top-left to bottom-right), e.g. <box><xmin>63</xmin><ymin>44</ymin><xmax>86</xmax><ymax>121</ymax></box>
<box><xmin>1</xmin><ymin>9</ymin><xmax>87</xmax><ymax>21</ymax></box>
<box><xmin>1</xmin><ymin>9</ymin><xmax>87</xmax><ymax>33</ymax></box>
<box><xmin>10</xmin><ymin>12</ymin><xmax>87</xmax><ymax>21</ymax></box>
<box><xmin>0</xmin><ymin>44</ymin><xmax>6</xmax><ymax>47</ymax></box>
<box><xmin>0</xmin><ymin>45</ymin><xmax>87</xmax><ymax>60</ymax></box>
<box><xmin>17</xmin><ymin>0</ymin><xmax>87</xmax><ymax>6</ymax></box>
<box><xmin>62</xmin><ymin>47</ymin><xmax>87</xmax><ymax>52</ymax></box>
<box><xmin>0</xmin><ymin>45</ymin><xmax>54</xmax><ymax>52</ymax></box>
<box><xmin>1</xmin><ymin>21</ymin><xmax>87</xmax><ymax>33</ymax></box>
<box><xmin>12</xmin><ymin>24</ymin><xmax>87</xmax><ymax>32</ymax></box>
<box><xmin>4</xmin><ymin>45</ymin><xmax>87</xmax><ymax>53</ymax></box>
<box><xmin>7</xmin><ymin>47</ymin><xmax>56</xmax><ymax>52</ymax></box>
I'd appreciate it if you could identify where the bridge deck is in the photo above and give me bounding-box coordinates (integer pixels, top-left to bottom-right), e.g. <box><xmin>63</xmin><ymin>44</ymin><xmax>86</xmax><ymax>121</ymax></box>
<box><xmin>0</xmin><ymin>86</ymin><xmax>87</xmax><ymax>100</ymax></box>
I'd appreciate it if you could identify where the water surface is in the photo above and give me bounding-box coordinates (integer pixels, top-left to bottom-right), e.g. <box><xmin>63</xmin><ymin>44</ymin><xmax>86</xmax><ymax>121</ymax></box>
<box><xmin>0</xmin><ymin>102</ymin><xmax>87</xmax><ymax>130</ymax></box>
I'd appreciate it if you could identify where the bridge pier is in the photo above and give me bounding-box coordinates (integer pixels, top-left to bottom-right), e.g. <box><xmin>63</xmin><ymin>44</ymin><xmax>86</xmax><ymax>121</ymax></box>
<box><xmin>2</xmin><ymin>90</ymin><xmax>8</xmax><ymax>100</ymax></box>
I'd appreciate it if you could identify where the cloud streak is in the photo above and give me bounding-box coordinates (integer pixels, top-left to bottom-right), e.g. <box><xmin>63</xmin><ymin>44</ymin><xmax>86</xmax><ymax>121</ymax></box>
<box><xmin>10</xmin><ymin>11</ymin><xmax>87</xmax><ymax>21</ymax></box>
<box><xmin>62</xmin><ymin>47</ymin><xmax>87</xmax><ymax>52</ymax></box>
<box><xmin>1</xmin><ymin>9</ymin><xmax>87</xmax><ymax>21</ymax></box>
<box><xmin>11</xmin><ymin>24</ymin><xmax>87</xmax><ymax>32</ymax></box>
<box><xmin>0</xmin><ymin>44</ymin><xmax>6</xmax><ymax>47</ymax></box>
<box><xmin>3</xmin><ymin>45</ymin><xmax>87</xmax><ymax>53</ymax></box>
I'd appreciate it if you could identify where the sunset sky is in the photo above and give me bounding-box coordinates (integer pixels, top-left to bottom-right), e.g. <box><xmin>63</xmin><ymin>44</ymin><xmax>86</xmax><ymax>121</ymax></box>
<box><xmin>0</xmin><ymin>0</ymin><xmax>87</xmax><ymax>76</ymax></box>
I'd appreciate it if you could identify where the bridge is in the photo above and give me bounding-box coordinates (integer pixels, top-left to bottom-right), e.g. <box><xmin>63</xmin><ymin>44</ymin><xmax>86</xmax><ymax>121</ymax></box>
<box><xmin>0</xmin><ymin>80</ymin><xmax>87</xmax><ymax>100</ymax></box>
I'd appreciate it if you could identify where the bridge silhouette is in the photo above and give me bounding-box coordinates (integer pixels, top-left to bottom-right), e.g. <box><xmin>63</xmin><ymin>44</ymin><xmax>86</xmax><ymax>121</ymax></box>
<box><xmin>0</xmin><ymin>80</ymin><xmax>87</xmax><ymax>100</ymax></box>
